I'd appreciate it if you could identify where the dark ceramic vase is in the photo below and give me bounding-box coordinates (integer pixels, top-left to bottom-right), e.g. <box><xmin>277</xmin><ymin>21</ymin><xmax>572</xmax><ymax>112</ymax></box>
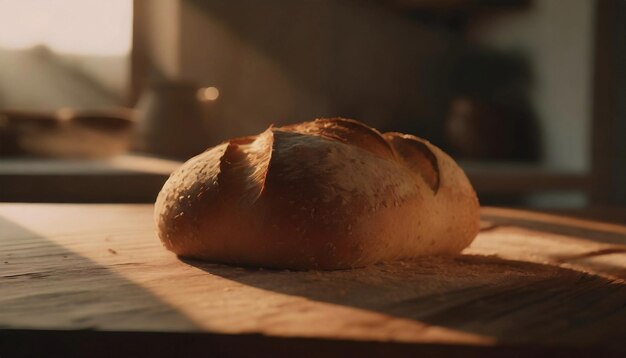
<box><xmin>134</xmin><ymin>82</ymin><xmax>209</xmax><ymax>160</ymax></box>
<box><xmin>444</xmin><ymin>97</ymin><xmax>541</xmax><ymax>162</ymax></box>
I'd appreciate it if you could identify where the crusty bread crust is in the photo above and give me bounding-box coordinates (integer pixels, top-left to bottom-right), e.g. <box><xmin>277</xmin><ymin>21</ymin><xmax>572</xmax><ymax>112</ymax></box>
<box><xmin>155</xmin><ymin>118</ymin><xmax>480</xmax><ymax>269</ymax></box>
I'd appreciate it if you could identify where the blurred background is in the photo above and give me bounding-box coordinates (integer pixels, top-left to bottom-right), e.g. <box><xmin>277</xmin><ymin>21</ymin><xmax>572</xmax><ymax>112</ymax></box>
<box><xmin>0</xmin><ymin>0</ymin><xmax>624</xmax><ymax>215</ymax></box>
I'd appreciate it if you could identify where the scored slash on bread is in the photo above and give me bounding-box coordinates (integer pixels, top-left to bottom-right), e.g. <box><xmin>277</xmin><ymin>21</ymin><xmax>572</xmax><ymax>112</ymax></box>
<box><xmin>155</xmin><ymin>118</ymin><xmax>479</xmax><ymax>270</ymax></box>
<box><xmin>262</xmin><ymin>118</ymin><xmax>440</xmax><ymax>197</ymax></box>
<box><xmin>382</xmin><ymin>131</ymin><xmax>440</xmax><ymax>192</ymax></box>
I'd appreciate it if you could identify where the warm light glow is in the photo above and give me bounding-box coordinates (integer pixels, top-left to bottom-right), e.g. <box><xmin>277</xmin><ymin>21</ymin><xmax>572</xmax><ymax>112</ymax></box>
<box><xmin>0</xmin><ymin>0</ymin><xmax>132</xmax><ymax>56</ymax></box>
<box><xmin>56</xmin><ymin>108</ymin><xmax>74</xmax><ymax>121</ymax></box>
<box><xmin>197</xmin><ymin>87</ymin><xmax>220</xmax><ymax>101</ymax></box>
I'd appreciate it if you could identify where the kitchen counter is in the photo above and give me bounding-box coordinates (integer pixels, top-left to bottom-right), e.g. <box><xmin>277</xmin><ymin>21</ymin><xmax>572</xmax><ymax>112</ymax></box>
<box><xmin>0</xmin><ymin>155</ymin><xmax>181</xmax><ymax>203</ymax></box>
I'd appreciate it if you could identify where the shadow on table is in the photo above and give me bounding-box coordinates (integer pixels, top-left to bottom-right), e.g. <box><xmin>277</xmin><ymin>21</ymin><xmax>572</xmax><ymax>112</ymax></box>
<box><xmin>0</xmin><ymin>214</ymin><xmax>203</xmax><ymax>357</ymax></box>
<box><xmin>0</xmin><ymin>215</ymin><xmax>195</xmax><ymax>331</ymax></box>
<box><xmin>184</xmin><ymin>254</ymin><xmax>626</xmax><ymax>355</ymax></box>
<box><xmin>182</xmin><ymin>208</ymin><xmax>626</xmax><ymax>353</ymax></box>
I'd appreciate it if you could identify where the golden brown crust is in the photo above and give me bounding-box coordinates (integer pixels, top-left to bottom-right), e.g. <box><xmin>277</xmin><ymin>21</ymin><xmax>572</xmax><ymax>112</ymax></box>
<box><xmin>383</xmin><ymin>132</ymin><xmax>440</xmax><ymax>193</ymax></box>
<box><xmin>282</xmin><ymin>118</ymin><xmax>395</xmax><ymax>160</ymax></box>
<box><xmin>155</xmin><ymin>118</ymin><xmax>480</xmax><ymax>269</ymax></box>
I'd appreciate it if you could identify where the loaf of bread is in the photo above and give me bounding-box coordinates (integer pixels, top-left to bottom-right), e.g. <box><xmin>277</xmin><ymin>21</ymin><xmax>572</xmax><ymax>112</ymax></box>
<box><xmin>155</xmin><ymin>118</ymin><xmax>479</xmax><ymax>269</ymax></box>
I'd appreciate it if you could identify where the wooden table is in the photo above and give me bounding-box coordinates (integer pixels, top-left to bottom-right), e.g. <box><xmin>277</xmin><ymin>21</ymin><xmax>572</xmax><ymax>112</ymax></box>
<box><xmin>1</xmin><ymin>204</ymin><xmax>625</xmax><ymax>357</ymax></box>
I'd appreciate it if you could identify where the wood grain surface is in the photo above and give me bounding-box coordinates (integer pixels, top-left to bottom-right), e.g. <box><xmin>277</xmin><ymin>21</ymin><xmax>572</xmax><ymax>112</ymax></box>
<box><xmin>1</xmin><ymin>204</ymin><xmax>625</xmax><ymax>356</ymax></box>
